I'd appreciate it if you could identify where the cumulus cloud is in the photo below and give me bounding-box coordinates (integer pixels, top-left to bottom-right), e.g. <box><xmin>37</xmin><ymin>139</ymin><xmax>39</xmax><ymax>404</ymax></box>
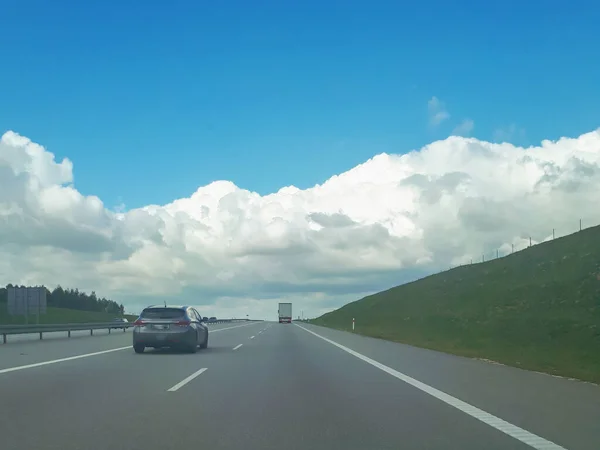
<box><xmin>452</xmin><ymin>119</ymin><xmax>474</xmax><ymax>137</ymax></box>
<box><xmin>428</xmin><ymin>96</ymin><xmax>450</xmax><ymax>126</ymax></box>
<box><xmin>2</xmin><ymin>128</ymin><xmax>600</xmax><ymax>319</ymax></box>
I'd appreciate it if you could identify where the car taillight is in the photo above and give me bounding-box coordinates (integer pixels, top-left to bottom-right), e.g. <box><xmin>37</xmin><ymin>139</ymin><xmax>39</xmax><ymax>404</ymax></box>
<box><xmin>133</xmin><ymin>320</ymin><xmax>145</xmax><ymax>326</ymax></box>
<box><xmin>175</xmin><ymin>320</ymin><xmax>191</xmax><ymax>326</ymax></box>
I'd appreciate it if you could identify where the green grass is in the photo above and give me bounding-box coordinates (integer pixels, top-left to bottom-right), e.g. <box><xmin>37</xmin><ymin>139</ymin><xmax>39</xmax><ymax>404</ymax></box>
<box><xmin>311</xmin><ymin>225</ymin><xmax>600</xmax><ymax>384</ymax></box>
<box><xmin>0</xmin><ymin>306</ymin><xmax>138</xmax><ymax>325</ymax></box>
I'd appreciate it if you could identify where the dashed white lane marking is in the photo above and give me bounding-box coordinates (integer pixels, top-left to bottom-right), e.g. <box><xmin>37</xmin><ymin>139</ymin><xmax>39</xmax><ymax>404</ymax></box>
<box><xmin>295</xmin><ymin>324</ymin><xmax>568</xmax><ymax>450</ymax></box>
<box><xmin>167</xmin><ymin>368</ymin><xmax>208</xmax><ymax>392</ymax></box>
<box><xmin>233</xmin><ymin>344</ymin><xmax>243</xmax><ymax>351</ymax></box>
<box><xmin>0</xmin><ymin>322</ymin><xmax>261</xmax><ymax>375</ymax></box>
<box><xmin>250</xmin><ymin>335</ymin><xmax>255</xmax><ymax>339</ymax></box>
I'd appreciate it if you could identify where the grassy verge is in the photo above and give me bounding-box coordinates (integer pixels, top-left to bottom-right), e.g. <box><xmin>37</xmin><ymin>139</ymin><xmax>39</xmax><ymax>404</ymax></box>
<box><xmin>0</xmin><ymin>306</ymin><xmax>138</xmax><ymax>325</ymax></box>
<box><xmin>311</xmin><ymin>225</ymin><xmax>600</xmax><ymax>384</ymax></box>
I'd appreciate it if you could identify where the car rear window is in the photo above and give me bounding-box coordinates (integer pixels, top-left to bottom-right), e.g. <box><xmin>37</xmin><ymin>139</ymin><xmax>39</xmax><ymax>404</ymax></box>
<box><xmin>140</xmin><ymin>308</ymin><xmax>185</xmax><ymax>319</ymax></box>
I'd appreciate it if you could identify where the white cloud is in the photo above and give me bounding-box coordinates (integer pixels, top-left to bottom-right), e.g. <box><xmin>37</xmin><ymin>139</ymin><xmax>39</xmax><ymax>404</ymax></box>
<box><xmin>428</xmin><ymin>96</ymin><xmax>450</xmax><ymax>126</ymax></box>
<box><xmin>452</xmin><ymin>119</ymin><xmax>474</xmax><ymax>136</ymax></box>
<box><xmin>2</xmin><ymin>129</ymin><xmax>600</xmax><ymax>319</ymax></box>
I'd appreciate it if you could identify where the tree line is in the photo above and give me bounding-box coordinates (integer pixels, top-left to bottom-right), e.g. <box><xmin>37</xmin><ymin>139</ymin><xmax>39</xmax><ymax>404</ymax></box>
<box><xmin>0</xmin><ymin>284</ymin><xmax>125</xmax><ymax>315</ymax></box>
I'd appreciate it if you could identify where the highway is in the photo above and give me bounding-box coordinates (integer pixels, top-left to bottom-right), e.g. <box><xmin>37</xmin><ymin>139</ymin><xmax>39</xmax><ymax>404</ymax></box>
<box><xmin>1</xmin><ymin>322</ymin><xmax>599</xmax><ymax>450</ymax></box>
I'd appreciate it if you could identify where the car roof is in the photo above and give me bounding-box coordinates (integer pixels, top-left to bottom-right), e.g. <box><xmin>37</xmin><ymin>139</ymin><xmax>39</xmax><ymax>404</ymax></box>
<box><xmin>144</xmin><ymin>305</ymin><xmax>189</xmax><ymax>310</ymax></box>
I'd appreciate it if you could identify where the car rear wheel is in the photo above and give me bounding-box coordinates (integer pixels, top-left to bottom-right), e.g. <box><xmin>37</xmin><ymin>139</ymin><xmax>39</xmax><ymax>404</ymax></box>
<box><xmin>187</xmin><ymin>336</ymin><xmax>198</xmax><ymax>353</ymax></box>
<box><xmin>133</xmin><ymin>344</ymin><xmax>145</xmax><ymax>354</ymax></box>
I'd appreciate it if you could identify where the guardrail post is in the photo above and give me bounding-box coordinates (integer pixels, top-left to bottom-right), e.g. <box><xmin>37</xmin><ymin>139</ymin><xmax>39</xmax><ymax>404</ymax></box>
<box><xmin>0</xmin><ymin>322</ymin><xmax>140</xmax><ymax>342</ymax></box>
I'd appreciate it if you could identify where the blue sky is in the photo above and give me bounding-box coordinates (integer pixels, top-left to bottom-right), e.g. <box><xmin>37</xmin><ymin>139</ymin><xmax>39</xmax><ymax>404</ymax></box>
<box><xmin>1</xmin><ymin>0</ymin><xmax>599</xmax><ymax>209</ymax></box>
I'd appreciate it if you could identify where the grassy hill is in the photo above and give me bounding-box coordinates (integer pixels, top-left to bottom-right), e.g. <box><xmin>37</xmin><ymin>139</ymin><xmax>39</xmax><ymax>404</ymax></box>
<box><xmin>311</xmin><ymin>225</ymin><xmax>600</xmax><ymax>384</ymax></box>
<box><xmin>0</xmin><ymin>307</ymin><xmax>138</xmax><ymax>325</ymax></box>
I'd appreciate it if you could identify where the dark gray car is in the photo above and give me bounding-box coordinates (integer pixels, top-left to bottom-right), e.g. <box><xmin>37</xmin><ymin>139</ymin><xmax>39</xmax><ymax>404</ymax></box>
<box><xmin>110</xmin><ymin>318</ymin><xmax>129</xmax><ymax>330</ymax></box>
<box><xmin>132</xmin><ymin>305</ymin><xmax>208</xmax><ymax>354</ymax></box>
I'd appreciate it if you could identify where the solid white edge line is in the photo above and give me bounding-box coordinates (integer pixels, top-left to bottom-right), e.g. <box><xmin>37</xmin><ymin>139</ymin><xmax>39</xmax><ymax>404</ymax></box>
<box><xmin>0</xmin><ymin>346</ymin><xmax>131</xmax><ymax>375</ymax></box>
<box><xmin>233</xmin><ymin>344</ymin><xmax>243</xmax><ymax>351</ymax></box>
<box><xmin>210</xmin><ymin>322</ymin><xmax>258</xmax><ymax>333</ymax></box>
<box><xmin>0</xmin><ymin>322</ymin><xmax>262</xmax><ymax>376</ymax></box>
<box><xmin>294</xmin><ymin>324</ymin><xmax>568</xmax><ymax>450</ymax></box>
<box><xmin>167</xmin><ymin>368</ymin><xmax>208</xmax><ymax>392</ymax></box>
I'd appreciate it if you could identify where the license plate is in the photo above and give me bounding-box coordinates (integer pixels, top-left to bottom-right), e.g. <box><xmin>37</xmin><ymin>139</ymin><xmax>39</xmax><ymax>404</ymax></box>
<box><xmin>154</xmin><ymin>324</ymin><xmax>169</xmax><ymax>330</ymax></box>
<box><xmin>156</xmin><ymin>334</ymin><xmax>166</xmax><ymax>340</ymax></box>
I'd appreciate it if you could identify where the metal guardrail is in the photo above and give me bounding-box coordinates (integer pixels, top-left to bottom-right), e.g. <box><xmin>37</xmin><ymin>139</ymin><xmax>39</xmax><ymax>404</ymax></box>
<box><xmin>0</xmin><ymin>322</ymin><xmax>132</xmax><ymax>343</ymax></box>
<box><xmin>0</xmin><ymin>318</ymin><xmax>260</xmax><ymax>343</ymax></box>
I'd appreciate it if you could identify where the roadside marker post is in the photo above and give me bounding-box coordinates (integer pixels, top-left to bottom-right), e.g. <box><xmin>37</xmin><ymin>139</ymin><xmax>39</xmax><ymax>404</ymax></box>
<box><xmin>352</xmin><ymin>318</ymin><xmax>355</xmax><ymax>331</ymax></box>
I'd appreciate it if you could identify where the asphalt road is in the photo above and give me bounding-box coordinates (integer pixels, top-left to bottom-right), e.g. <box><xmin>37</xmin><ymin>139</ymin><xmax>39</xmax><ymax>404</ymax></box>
<box><xmin>0</xmin><ymin>322</ymin><xmax>599</xmax><ymax>450</ymax></box>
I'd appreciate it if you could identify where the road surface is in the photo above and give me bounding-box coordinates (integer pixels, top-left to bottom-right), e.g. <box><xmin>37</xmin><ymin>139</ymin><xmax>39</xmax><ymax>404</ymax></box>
<box><xmin>1</xmin><ymin>322</ymin><xmax>598</xmax><ymax>450</ymax></box>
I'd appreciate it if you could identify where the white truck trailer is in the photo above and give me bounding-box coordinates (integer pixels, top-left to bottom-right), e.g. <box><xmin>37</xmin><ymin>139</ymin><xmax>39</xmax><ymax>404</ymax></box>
<box><xmin>278</xmin><ymin>302</ymin><xmax>292</xmax><ymax>323</ymax></box>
